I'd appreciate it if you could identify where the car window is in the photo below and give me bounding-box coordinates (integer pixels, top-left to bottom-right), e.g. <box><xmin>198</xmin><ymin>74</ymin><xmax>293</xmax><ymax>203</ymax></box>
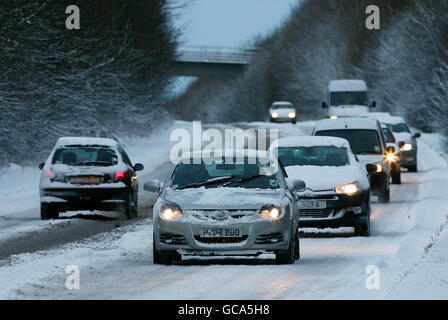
<box><xmin>314</xmin><ymin>129</ymin><xmax>382</xmax><ymax>155</ymax></box>
<box><xmin>382</xmin><ymin>128</ymin><xmax>395</xmax><ymax>143</ymax></box>
<box><xmin>171</xmin><ymin>158</ymin><xmax>280</xmax><ymax>190</ymax></box>
<box><xmin>272</xmin><ymin>104</ymin><xmax>292</xmax><ymax>109</ymax></box>
<box><xmin>386</xmin><ymin>123</ymin><xmax>411</xmax><ymax>133</ymax></box>
<box><xmin>277</xmin><ymin>146</ymin><xmax>350</xmax><ymax>167</ymax></box>
<box><xmin>52</xmin><ymin>147</ymin><xmax>118</xmax><ymax>166</ymax></box>
<box><xmin>330</xmin><ymin>91</ymin><xmax>367</xmax><ymax>106</ymax></box>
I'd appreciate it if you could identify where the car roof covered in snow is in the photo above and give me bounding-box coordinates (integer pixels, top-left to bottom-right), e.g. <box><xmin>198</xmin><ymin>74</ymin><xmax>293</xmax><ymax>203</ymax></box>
<box><xmin>314</xmin><ymin>117</ymin><xmax>381</xmax><ymax>131</ymax></box>
<box><xmin>273</xmin><ymin>136</ymin><xmax>350</xmax><ymax>149</ymax></box>
<box><xmin>362</xmin><ymin>113</ymin><xmax>406</xmax><ymax>125</ymax></box>
<box><xmin>55</xmin><ymin>137</ymin><xmax>119</xmax><ymax>148</ymax></box>
<box><xmin>271</xmin><ymin>101</ymin><xmax>293</xmax><ymax>106</ymax></box>
<box><xmin>328</xmin><ymin>80</ymin><xmax>367</xmax><ymax>92</ymax></box>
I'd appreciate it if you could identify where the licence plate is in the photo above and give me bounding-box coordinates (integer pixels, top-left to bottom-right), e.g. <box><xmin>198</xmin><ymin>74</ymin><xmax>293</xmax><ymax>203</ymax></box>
<box><xmin>200</xmin><ymin>228</ymin><xmax>242</xmax><ymax>238</ymax></box>
<box><xmin>70</xmin><ymin>176</ymin><xmax>101</xmax><ymax>185</ymax></box>
<box><xmin>298</xmin><ymin>200</ymin><xmax>327</xmax><ymax>209</ymax></box>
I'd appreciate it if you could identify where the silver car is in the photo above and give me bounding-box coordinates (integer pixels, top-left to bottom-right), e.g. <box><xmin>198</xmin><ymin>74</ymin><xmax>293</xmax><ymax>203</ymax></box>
<box><xmin>144</xmin><ymin>150</ymin><xmax>305</xmax><ymax>265</ymax></box>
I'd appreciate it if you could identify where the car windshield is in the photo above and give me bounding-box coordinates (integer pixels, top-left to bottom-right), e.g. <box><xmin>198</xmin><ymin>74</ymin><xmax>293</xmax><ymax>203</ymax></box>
<box><xmin>315</xmin><ymin>129</ymin><xmax>382</xmax><ymax>155</ymax></box>
<box><xmin>330</xmin><ymin>91</ymin><xmax>367</xmax><ymax>106</ymax></box>
<box><xmin>277</xmin><ymin>146</ymin><xmax>349</xmax><ymax>167</ymax></box>
<box><xmin>53</xmin><ymin>147</ymin><xmax>118</xmax><ymax>166</ymax></box>
<box><xmin>171</xmin><ymin>158</ymin><xmax>280</xmax><ymax>190</ymax></box>
<box><xmin>385</xmin><ymin>123</ymin><xmax>410</xmax><ymax>133</ymax></box>
<box><xmin>272</xmin><ymin>104</ymin><xmax>292</xmax><ymax>109</ymax></box>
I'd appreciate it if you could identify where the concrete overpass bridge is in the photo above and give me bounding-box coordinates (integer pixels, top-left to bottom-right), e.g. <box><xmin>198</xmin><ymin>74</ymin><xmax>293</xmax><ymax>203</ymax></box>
<box><xmin>173</xmin><ymin>46</ymin><xmax>257</xmax><ymax>77</ymax></box>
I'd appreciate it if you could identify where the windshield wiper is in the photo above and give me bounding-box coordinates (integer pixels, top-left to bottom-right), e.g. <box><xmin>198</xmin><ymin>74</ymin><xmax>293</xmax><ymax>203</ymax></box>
<box><xmin>178</xmin><ymin>175</ymin><xmax>235</xmax><ymax>190</ymax></box>
<box><xmin>222</xmin><ymin>174</ymin><xmax>265</xmax><ymax>187</ymax></box>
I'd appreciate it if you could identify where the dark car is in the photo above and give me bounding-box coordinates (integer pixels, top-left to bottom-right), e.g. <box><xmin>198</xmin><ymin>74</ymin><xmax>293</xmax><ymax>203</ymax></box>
<box><xmin>271</xmin><ymin>136</ymin><xmax>373</xmax><ymax>237</ymax></box>
<box><xmin>39</xmin><ymin>137</ymin><xmax>144</xmax><ymax>220</ymax></box>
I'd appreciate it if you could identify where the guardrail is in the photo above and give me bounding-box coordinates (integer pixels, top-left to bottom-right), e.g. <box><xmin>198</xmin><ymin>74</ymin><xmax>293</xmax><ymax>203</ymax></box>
<box><xmin>176</xmin><ymin>46</ymin><xmax>258</xmax><ymax>64</ymax></box>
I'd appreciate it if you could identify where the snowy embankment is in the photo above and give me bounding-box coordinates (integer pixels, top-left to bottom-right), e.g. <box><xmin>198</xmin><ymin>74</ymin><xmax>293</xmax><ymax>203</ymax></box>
<box><xmin>0</xmin><ymin>122</ymin><xmax>447</xmax><ymax>299</ymax></box>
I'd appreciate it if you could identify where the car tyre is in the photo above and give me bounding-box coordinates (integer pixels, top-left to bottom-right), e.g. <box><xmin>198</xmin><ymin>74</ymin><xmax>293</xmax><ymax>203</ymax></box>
<box><xmin>378</xmin><ymin>187</ymin><xmax>390</xmax><ymax>203</ymax></box>
<box><xmin>40</xmin><ymin>203</ymin><xmax>59</xmax><ymax>220</ymax></box>
<box><xmin>291</xmin><ymin>119</ymin><xmax>297</xmax><ymax>125</ymax></box>
<box><xmin>276</xmin><ymin>228</ymin><xmax>296</xmax><ymax>265</ymax></box>
<box><xmin>354</xmin><ymin>202</ymin><xmax>371</xmax><ymax>237</ymax></box>
<box><xmin>392</xmin><ymin>170</ymin><xmax>401</xmax><ymax>184</ymax></box>
<box><xmin>294</xmin><ymin>228</ymin><xmax>301</xmax><ymax>260</ymax></box>
<box><xmin>408</xmin><ymin>164</ymin><xmax>417</xmax><ymax>172</ymax></box>
<box><xmin>124</xmin><ymin>192</ymin><xmax>137</xmax><ymax>220</ymax></box>
<box><xmin>153</xmin><ymin>232</ymin><xmax>181</xmax><ymax>265</ymax></box>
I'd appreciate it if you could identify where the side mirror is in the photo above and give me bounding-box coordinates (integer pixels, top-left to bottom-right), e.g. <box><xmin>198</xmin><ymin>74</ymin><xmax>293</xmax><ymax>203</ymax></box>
<box><xmin>386</xmin><ymin>145</ymin><xmax>395</xmax><ymax>154</ymax></box>
<box><xmin>39</xmin><ymin>163</ymin><xmax>45</xmax><ymax>170</ymax></box>
<box><xmin>134</xmin><ymin>163</ymin><xmax>144</xmax><ymax>172</ymax></box>
<box><xmin>287</xmin><ymin>178</ymin><xmax>306</xmax><ymax>192</ymax></box>
<box><xmin>144</xmin><ymin>179</ymin><xmax>162</xmax><ymax>193</ymax></box>
<box><xmin>398</xmin><ymin>141</ymin><xmax>405</xmax><ymax>148</ymax></box>
<box><xmin>321</xmin><ymin>102</ymin><xmax>327</xmax><ymax>109</ymax></box>
<box><xmin>412</xmin><ymin>132</ymin><xmax>421</xmax><ymax>139</ymax></box>
<box><xmin>371</xmin><ymin>101</ymin><xmax>377</xmax><ymax>108</ymax></box>
<box><xmin>366</xmin><ymin>164</ymin><xmax>378</xmax><ymax>175</ymax></box>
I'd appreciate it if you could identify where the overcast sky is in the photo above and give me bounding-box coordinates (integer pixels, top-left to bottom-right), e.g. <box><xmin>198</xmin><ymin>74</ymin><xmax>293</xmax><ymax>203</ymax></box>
<box><xmin>173</xmin><ymin>0</ymin><xmax>299</xmax><ymax>47</ymax></box>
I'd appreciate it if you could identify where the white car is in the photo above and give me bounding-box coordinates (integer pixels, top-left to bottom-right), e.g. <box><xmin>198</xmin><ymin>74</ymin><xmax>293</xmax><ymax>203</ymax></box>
<box><xmin>312</xmin><ymin>117</ymin><xmax>394</xmax><ymax>203</ymax></box>
<box><xmin>271</xmin><ymin>136</ymin><xmax>373</xmax><ymax>236</ymax></box>
<box><xmin>269</xmin><ymin>101</ymin><xmax>297</xmax><ymax>124</ymax></box>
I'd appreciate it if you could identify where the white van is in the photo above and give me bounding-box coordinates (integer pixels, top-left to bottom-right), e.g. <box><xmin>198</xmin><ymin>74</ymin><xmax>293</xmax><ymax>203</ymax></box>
<box><xmin>322</xmin><ymin>80</ymin><xmax>376</xmax><ymax>118</ymax></box>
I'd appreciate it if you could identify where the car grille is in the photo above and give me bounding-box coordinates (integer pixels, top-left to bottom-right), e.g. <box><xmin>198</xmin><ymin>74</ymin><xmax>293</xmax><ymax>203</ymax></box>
<box><xmin>194</xmin><ymin>235</ymin><xmax>248</xmax><ymax>244</ymax></box>
<box><xmin>300</xmin><ymin>208</ymin><xmax>346</xmax><ymax>219</ymax></box>
<box><xmin>300</xmin><ymin>208</ymin><xmax>335</xmax><ymax>218</ymax></box>
<box><xmin>160</xmin><ymin>233</ymin><xmax>187</xmax><ymax>245</ymax></box>
<box><xmin>188</xmin><ymin>210</ymin><xmax>257</xmax><ymax>221</ymax></box>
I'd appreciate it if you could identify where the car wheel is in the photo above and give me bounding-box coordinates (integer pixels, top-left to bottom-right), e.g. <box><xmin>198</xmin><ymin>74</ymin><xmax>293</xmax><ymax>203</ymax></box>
<box><xmin>153</xmin><ymin>232</ymin><xmax>181</xmax><ymax>265</ymax></box>
<box><xmin>40</xmin><ymin>204</ymin><xmax>58</xmax><ymax>220</ymax></box>
<box><xmin>291</xmin><ymin>119</ymin><xmax>297</xmax><ymax>124</ymax></box>
<box><xmin>124</xmin><ymin>192</ymin><xmax>136</xmax><ymax>220</ymax></box>
<box><xmin>294</xmin><ymin>228</ymin><xmax>300</xmax><ymax>260</ymax></box>
<box><xmin>392</xmin><ymin>171</ymin><xmax>401</xmax><ymax>184</ymax></box>
<box><xmin>378</xmin><ymin>187</ymin><xmax>390</xmax><ymax>203</ymax></box>
<box><xmin>354</xmin><ymin>201</ymin><xmax>371</xmax><ymax>237</ymax></box>
<box><xmin>408</xmin><ymin>164</ymin><xmax>417</xmax><ymax>172</ymax></box>
<box><xmin>276</xmin><ymin>229</ymin><xmax>295</xmax><ymax>265</ymax></box>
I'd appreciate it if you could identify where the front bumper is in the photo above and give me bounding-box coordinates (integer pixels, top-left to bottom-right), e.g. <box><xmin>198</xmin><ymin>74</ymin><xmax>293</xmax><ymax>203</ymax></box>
<box><xmin>298</xmin><ymin>191</ymin><xmax>368</xmax><ymax>228</ymax></box>
<box><xmin>369</xmin><ymin>171</ymin><xmax>388</xmax><ymax>195</ymax></box>
<box><xmin>40</xmin><ymin>186</ymin><xmax>130</xmax><ymax>212</ymax></box>
<box><xmin>154</xmin><ymin>213</ymin><xmax>292</xmax><ymax>255</ymax></box>
<box><xmin>400</xmin><ymin>148</ymin><xmax>417</xmax><ymax>167</ymax></box>
<box><xmin>270</xmin><ymin>116</ymin><xmax>296</xmax><ymax>122</ymax></box>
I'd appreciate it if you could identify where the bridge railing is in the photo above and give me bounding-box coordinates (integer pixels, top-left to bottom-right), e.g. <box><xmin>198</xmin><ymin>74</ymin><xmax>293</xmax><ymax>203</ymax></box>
<box><xmin>176</xmin><ymin>45</ymin><xmax>258</xmax><ymax>64</ymax></box>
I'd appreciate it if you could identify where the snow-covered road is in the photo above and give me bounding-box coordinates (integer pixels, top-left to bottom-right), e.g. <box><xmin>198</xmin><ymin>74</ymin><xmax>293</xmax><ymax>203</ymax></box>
<box><xmin>0</xmin><ymin>122</ymin><xmax>447</xmax><ymax>299</ymax></box>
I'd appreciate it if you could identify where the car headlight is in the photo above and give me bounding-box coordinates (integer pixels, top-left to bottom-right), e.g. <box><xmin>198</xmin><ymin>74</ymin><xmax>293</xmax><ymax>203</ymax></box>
<box><xmin>330</xmin><ymin>115</ymin><xmax>338</xmax><ymax>120</ymax></box>
<box><xmin>271</xmin><ymin>112</ymin><xmax>279</xmax><ymax>119</ymax></box>
<box><xmin>386</xmin><ymin>152</ymin><xmax>398</xmax><ymax>163</ymax></box>
<box><xmin>160</xmin><ymin>201</ymin><xmax>183</xmax><ymax>221</ymax></box>
<box><xmin>260</xmin><ymin>206</ymin><xmax>281</xmax><ymax>220</ymax></box>
<box><xmin>335</xmin><ymin>182</ymin><xmax>360</xmax><ymax>195</ymax></box>
<box><xmin>288</xmin><ymin>112</ymin><xmax>296</xmax><ymax>119</ymax></box>
<box><xmin>375</xmin><ymin>163</ymin><xmax>383</xmax><ymax>173</ymax></box>
<box><xmin>400</xmin><ymin>143</ymin><xmax>414</xmax><ymax>151</ymax></box>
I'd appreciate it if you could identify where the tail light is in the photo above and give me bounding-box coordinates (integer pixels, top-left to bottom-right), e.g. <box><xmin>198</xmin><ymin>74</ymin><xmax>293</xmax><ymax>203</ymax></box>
<box><xmin>44</xmin><ymin>170</ymin><xmax>54</xmax><ymax>179</ymax></box>
<box><xmin>115</xmin><ymin>171</ymin><xmax>130</xmax><ymax>181</ymax></box>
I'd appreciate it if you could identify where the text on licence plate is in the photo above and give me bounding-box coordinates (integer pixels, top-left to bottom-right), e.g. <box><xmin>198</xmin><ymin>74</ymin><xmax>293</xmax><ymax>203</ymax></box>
<box><xmin>298</xmin><ymin>200</ymin><xmax>327</xmax><ymax>209</ymax></box>
<box><xmin>200</xmin><ymin>228</ymin><xmax>242</xmax><ymax>238</ymax></box>
<box><xmin>70</xmin><ymin>176</ymin><xmax>101</xmax><ymax>184</ymax></box>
